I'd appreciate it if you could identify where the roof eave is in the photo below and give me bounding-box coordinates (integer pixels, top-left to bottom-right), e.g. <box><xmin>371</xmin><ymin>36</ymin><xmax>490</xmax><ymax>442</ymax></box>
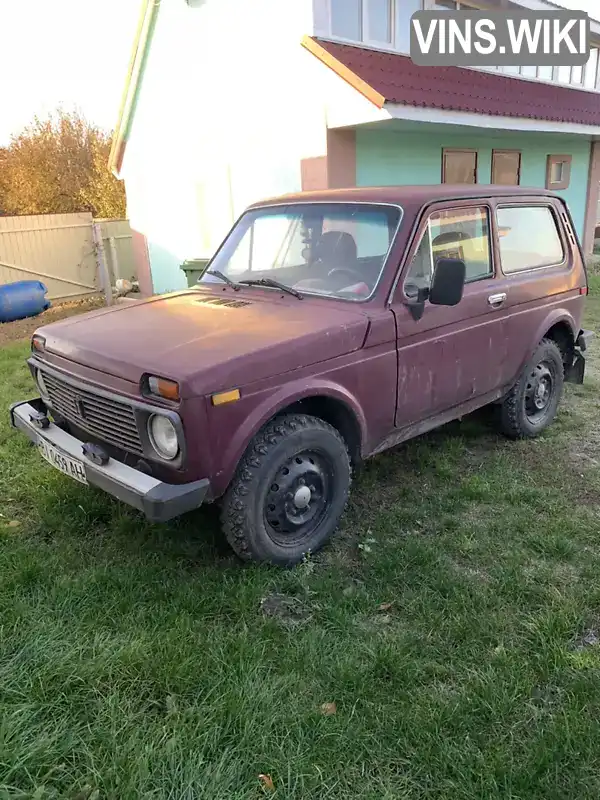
<box><xmin>384</xmin><ymin>101</ymin><xmax>600</xmax><ymax>136</ymax></box>
<box><xmin>301</xmin><ymin>35</ymin><xmax>386</xmax><ymax>109</ymax></box>
<box><xmin>305</xmin><ymin>36</ymin><xmax>600</xmax><ymax>133</ymax></box>
<box><xmin>109</xmin><ymin>0</ymin><xmax>161</xmax><ymax>178</ymax></box>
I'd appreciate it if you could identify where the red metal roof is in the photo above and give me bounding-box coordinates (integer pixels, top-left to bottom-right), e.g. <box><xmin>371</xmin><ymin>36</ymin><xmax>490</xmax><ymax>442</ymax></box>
<box><xmin>304</xmin><ymin>37</ymin><xmax>600</xmax><ymax>127</ymax></box>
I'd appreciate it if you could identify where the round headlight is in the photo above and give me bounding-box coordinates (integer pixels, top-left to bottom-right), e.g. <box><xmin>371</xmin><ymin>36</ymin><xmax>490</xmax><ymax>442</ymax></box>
<box><xmin>148</xmin><ymin>415</ymin><xmax>179</xmax><ymax>460</ymax></box>
<box><xmin>37</xmin><ymin>370</ymin><xmax>49</xmax><ymax>400</ymax></box>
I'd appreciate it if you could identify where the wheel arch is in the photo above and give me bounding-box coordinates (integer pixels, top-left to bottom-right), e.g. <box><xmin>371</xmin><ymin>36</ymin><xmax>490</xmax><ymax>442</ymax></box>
<box><xmin>543</xmin><ymin>319</ymin><xmax>576</xmax><ymax>371</ymax></box>
<box><xmin>515</xmin><ymin>309</ymin><xmax>578</xmax><ymax>381</ymax></box>
<box><xmin>277</xmin><ymin>395</ymin><xmax>363</xmax><ymax>466</ymax></box>
<box><xmin>213</xmin><ymin>381</ymin><xmax>368</xmax><ymax>497</ymax></box>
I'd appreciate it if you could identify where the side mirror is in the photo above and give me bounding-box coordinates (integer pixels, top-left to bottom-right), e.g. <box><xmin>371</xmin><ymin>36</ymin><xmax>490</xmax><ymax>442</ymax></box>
<box><xmin>429</xmin><ymin>258</ymin><xmax>466</xmax><ymax>307</ymax></box>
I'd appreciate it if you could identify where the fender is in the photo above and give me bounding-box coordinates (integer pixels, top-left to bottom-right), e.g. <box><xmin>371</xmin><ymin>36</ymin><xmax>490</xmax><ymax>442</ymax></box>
<box><xmin>212</xmin><ymin>378</ymin><xmax>368</xmax><ymax>496</ymax></box>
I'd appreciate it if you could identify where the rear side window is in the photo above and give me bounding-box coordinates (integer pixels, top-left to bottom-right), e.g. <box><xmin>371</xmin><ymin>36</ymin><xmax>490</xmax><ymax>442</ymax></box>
<box><xmin>496</xmin><ymin>206</ymin><xmax>564</xmax><ymax>273</ymax></box>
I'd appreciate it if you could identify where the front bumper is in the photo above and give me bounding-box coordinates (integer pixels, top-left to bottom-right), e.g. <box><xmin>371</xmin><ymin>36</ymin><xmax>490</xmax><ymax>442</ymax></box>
<box><xmin>10</xmin><ymin>399</ymin><xmax>210</xmax><ymax>523</ymax></box>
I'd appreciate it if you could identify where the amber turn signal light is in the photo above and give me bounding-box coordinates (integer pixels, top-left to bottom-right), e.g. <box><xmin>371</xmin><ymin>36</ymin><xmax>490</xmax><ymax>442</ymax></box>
<box><xmin>212</xmin><ymin>388</ymin><xmax>241</xmax><ymax>406</ymax></box>
<box><xmin>31</xmin><ymin>335</ymin><xmax>46</xmax><ymax>354</ymax></box>
<box><xmin>147</xmin><ymin>376</ymin><xmax>180</xmax><ymax>402</ymax></box>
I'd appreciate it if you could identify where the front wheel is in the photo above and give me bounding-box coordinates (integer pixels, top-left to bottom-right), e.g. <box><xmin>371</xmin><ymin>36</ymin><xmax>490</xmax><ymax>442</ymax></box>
<box><xmin>221</xmin><ymin>414</ymin><xmax>351</xmax><ymax>566</ymax></box>
<box><xmin>497</xmin><ymin>338</ymin><xmax>564</xmax><ymax>439</ymax></box>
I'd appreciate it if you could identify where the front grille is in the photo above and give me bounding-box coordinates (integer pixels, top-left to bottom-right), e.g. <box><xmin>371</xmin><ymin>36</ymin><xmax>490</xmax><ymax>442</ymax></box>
<box><xmin>43</xmin><ymin>371</ymin><xmax>143</xmax><ymax>455</ymax></box>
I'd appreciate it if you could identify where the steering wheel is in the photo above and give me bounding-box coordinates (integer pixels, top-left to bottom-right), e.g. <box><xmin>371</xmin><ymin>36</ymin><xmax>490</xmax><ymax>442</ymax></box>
<box><xmin>327</xmin><ymin>267</ymin><xmax>364</xmax><ymax>287</ymax></box>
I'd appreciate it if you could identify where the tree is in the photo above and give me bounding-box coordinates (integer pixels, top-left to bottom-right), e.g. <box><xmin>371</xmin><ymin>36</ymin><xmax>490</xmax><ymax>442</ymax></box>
<box><xmin>0</xmin><ymin>147</ymin><xmax>9</xmax><ymax>214</ymax></box>
<box><xmin>0</xmin><ymin>110</ymin><xmax>126</xmax><ymax>218</ymax></box>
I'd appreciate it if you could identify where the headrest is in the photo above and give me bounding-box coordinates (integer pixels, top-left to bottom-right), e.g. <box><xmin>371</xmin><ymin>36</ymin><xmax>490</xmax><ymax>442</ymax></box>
<box><xmin>314</xmin><ymin>231</ymin><xmax>358</xmax><ymax>265</ymax></box>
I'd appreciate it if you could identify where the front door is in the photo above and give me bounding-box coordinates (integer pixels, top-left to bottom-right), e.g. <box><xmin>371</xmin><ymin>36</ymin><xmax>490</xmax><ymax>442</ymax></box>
<box><xmin>390</xmin><ymin>202</ymin><xmax>510</xmax><ymax>428</ymax></box>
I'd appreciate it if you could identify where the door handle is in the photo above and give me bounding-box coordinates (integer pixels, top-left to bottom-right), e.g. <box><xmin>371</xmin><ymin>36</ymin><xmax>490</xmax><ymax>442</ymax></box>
<box><xmin>488</xmin><ymin>293</ymin><xmax>507</xmax><ymax>307</ymax></box>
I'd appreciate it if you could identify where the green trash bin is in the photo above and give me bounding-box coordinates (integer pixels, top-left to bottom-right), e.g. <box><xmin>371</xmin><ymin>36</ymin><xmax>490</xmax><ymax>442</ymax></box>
<box><xmin>181</xmin><ymin>258</ymin><xmax>210</xmax><ymax>287</ymax></box>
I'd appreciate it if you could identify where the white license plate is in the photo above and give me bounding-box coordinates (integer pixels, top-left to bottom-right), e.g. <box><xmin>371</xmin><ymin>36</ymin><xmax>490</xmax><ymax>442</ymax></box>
<box><xmin>38</xmin><ymin>439</ymin><xmax>88</xmax><ymax>485</ymax></box>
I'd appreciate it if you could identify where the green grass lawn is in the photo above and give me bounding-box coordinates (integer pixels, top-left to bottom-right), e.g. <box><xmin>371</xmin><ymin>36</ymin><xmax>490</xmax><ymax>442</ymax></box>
<box><xmin>1</xmin><ymin>283</ymin><xmax>600</xmax><ymax>799</ymax></box>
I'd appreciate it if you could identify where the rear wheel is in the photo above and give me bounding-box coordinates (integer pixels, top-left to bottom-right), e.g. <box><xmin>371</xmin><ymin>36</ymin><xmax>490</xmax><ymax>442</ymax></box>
<box><xmin>221</xmin><ymin>414</ymin><xmax>351</xmax><ymax>566</ymax></box>
<box><xmin>497</xmin><ymin>338</ymin><xmax>564</xmax><ymax>439</ymax></box>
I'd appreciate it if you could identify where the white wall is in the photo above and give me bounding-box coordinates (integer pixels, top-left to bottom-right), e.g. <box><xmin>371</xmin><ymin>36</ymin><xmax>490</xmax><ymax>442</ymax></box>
<box><xmin>122</xmin><ymin>0</ymin><xmax>326</xmax><ymax>293</ymax></box>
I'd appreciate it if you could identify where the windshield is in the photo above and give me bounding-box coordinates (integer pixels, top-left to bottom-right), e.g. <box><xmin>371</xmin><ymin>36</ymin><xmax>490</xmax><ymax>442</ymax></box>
<box><xmin>200</xmin><ymin>203</ymin><xmax>402</xmax><ymax>301</ymax></box>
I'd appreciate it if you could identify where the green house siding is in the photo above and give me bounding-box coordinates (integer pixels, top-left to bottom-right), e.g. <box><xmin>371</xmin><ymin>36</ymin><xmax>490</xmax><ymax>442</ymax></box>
<box><xmin>356</xmin><ymin>128</ymin><xmax>591</xmax><ymax>238</ymax></box>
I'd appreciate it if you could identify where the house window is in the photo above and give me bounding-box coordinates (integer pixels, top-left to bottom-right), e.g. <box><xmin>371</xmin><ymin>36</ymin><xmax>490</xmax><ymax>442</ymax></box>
<box><xmin>442</xmin><ymin>149</ymin><xmax>477</xmax><ymax>184</ymax></box>
<box><xmin>331</xmin><ymin>0</ymin><xmax>362</xmax><ymax>41</ymax></box>
<box><xmin>537</xmin><ymin>65</ymin><xmax>554</xmax><ymax>81</ymax></box>
<box><xmin>520</xmin><ymin>65</ymin><xmax>537</xmax><ymax>79</ymax></box>
<box><xmin>424</xmin><ymin>0</ymin><xmax>477</xmax><ymax>9</ymax></box>
<box><xmin>496</xmin><ymin>206</ymin><xmax>564</xmax><ymax>273</ymax></box>
<box><xmin>483</xmin><ymin>53</ymin><xmax>599</xmax><ymax>90</ymax></box>
<box><xmin>571</xmin><ymin>65</ymin><xmax>584</xmax><ymax>85</ymax></box>
<box><xmin>330</xmin><ymin>0</ymin><xmax>393</xmax><ymax>45</ymax></box>
<box><xmin>491</xmin><ymin>150</ymin><xmax>521</xmax><ymax>186</ymax></box>
<box><xmin>367</xmin><ymin>0</ymin><xmax>392</xmax><ymax>43</ymax></box>
<box><xmin>546</xmin><ymin>155</ymin><xmax>572</xmax><ymax>191</ymax></box>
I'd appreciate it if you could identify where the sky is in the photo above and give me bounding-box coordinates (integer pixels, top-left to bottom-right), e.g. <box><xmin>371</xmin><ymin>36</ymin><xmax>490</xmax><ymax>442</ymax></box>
<box><xmin>0</xmin><ymin>0</ymin><xmax>598</xmax><ymax>146</ymax></box>
<box><xmin>0</xmin><ymin>0</ymin><xmax>141</xmax><ymax>144</ymax></box>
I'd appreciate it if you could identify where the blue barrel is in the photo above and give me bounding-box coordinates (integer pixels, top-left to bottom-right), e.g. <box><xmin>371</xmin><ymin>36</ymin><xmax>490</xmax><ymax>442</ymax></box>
<box><xmin>0</xmin><ymin>281</ymin><xmax>51</xmax><ymax>323</ymax></box>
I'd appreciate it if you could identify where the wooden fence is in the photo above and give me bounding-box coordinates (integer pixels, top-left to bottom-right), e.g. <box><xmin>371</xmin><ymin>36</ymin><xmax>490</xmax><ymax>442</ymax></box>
<box><xmin>0</xmin><ymin>212</ymin><xmax>137</xmax><ymax>303</ymax></box>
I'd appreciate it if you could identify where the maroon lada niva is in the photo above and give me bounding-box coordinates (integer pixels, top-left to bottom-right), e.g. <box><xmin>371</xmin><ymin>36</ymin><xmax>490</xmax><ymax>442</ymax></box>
<box><xmin>11</xmin><ymin>186</ymin><xmax>593</xmax><ymax>565</ymax></box>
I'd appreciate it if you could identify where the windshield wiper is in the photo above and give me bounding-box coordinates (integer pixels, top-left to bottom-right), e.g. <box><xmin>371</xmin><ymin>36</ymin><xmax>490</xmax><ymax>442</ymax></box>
<box><xmin>238</xmin><ymin>277</ymin><xmax>303</xmax><ymax>299</ymax></box>
<box><xmin>206</xmin><ymin>270</ymin><xmax>241</xmax><ymax>291</ymax></box>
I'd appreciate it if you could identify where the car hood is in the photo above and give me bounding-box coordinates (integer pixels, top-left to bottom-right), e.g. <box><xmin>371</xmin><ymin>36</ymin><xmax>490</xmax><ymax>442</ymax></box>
<box><xmin>37</xmin><ymin>290</ymin><xmax>369</xmax><ymax>396</ymax></box>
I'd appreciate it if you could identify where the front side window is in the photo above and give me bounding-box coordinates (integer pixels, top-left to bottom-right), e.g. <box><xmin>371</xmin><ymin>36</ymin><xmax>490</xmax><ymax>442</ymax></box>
<box><xmin>404</xmin><ymin>206</ymin><xmax>492</xmax><ymax>295</ymax></box>
<box><xmin>202</xmin><ymin>203</ymin><xmax>402</xmax><ymax>301</ymax></box>
<box><xmin>496</xmin><ymin>206</ymin><xmax>564</xmax><ymax>274</ymax></box>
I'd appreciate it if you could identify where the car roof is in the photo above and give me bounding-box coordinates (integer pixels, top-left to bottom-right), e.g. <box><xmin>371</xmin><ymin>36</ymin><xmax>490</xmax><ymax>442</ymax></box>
<box><xmin>249</xmin><ymin>184</ymin><xmax>560</xmax><ymax>209</ymax></box>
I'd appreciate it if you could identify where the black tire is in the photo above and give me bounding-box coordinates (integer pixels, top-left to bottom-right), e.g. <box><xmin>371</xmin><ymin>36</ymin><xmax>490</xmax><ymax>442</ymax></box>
<box><xmin>221</xmin><ymin>414</ymin><xmax>351</xmax><ymax>566</ymax></box>
<box><xmin>497</xmin><ymin>338</ymin><xmax>564</xmax><ymax>439</ymax></box>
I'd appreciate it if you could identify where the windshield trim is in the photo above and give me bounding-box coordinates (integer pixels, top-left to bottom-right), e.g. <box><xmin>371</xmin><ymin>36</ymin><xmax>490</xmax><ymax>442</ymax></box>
<box><xmin>199</xmin><ymin>201</ymin><xmax>405</xmax><ymax>304</ymax></box>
